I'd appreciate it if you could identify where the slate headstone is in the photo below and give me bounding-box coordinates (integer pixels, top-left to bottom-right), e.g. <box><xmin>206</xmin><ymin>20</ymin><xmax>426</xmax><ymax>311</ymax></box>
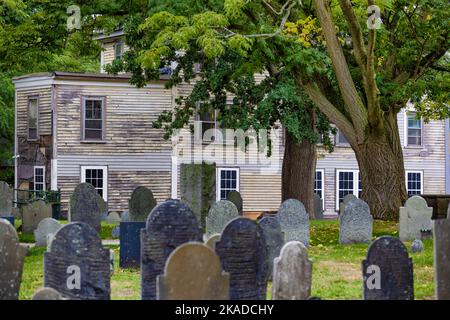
<box><xmin>69</xmin><ymin>183</ymin><xmax>103</xmax><ymax>232</ymax></box>
<box><xmin>44</xmin><ymin>222</ymin><xmax>111</xmax><ymax>300</ymax></box>
<box><xmin>277</xmin><ymin>199</ymin><xmax>310</xmax><ymax>246</ymax></box>
<box><xmin>272</xmin><ymin>241</ymin><xmax>312</xmax><ymax>300</ymax></box>
<box><xmin>410</xmin><ymin>239</ymin><xmax>424</xmax><ymax>253</ymax></box>
<box><xmin>339</xmin><ymin>193</ymin><xmax>358</xmax><ymax>214</ymax></box>
<box><xmin>129</xmin><ymin>186</ymin><xmax>157</xmax><ymax>222</ymax></box>
<box><xmin>0</xmin><ymin>181</ymin><xmax>13</xmax><ymax>217</ymax></box>
<box><xmin>141</xmin><ymin>199</ymin><xmax>202</xmax><ymax>300</ymax></box>
<box><xmin>362</xmin><ymin>236</ymin><xmax>414</xmax><ymax>300</ymax></box>
<box><xmin>313</xmin><ymin>193</ymin><xmax>324</xmax><ymax>220</ymax></box>
<box><xmin>259</xmin><ymin>216</ymin><xmax>284</xmax><ymax>278</ymax></box>
<box><xmin>22</xmin><ymin>200</ymin><xmax>52</xmax><ymax>234</ymax></box>
<box><xmin>339</xmin><ymin>199</ymin><xmax>373</xmax><ymax>244</ymax></box>
<box><xmin>34</xmin><ymin>218</ymin><xmax>62</xmax><ymax>247</ymax></box>
<box><xmin>0</xmin><ymin>219</ymin><xmax>27</xmax><ymax>300</ymax></box>
<box><xmin>215</xmin><ymin>217</ymin><xmax>268</xmax><ymax>300</ymax></box>
<box><xmin>433</xmin><ymin>209</ymin><xmax>450</xmax><ymax>299</ymax></box>
<box><xmin>32</xmin><ymin>287</ymin><xmax>64</xmax><ymax>300</ymax></box>
<box><xmin>119</xmin><ymin>221</ymin><xmax>146</xmax><ymax>268</ymax></box>
<box><xmin>399</xmin><ymin>196</ymin><xmax>433</xmax><ymax>241</ymax></box>
<box><xmin>227</xmin><ymin>191</ymin><xmax>243</xmax><ymax>215</ymax></box>
<box><xmin>205</xmin><ymin>233</ymin><xmax>221</xmax><ymax>250</ymax></box>
<box><xmin>157</xmin><ymin>242</ymin><xmax>229</xmax><ymax>300</ymax></box>
<box><xmin>205</xmin><ymin>200</ymin><xmax>239</xmax><ymax>237</ymax></box>
<box><xmin>106</xmin><ymin>211</ymin><xmax>121</xmax><ymax>225</ymax></box>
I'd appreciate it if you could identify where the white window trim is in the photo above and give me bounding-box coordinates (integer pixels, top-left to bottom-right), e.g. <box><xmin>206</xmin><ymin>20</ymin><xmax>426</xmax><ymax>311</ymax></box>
<box><xmin>216</xmin><ymin>167</ymin><xmax>240</xmax><ymax>202</ymax></box>
<box><xmin>335</xmin><ymin>169</ymin><xmax>360</xmax><ymax>211</ymax></box>
<box><xmin>405</xmin><ymin>170</ymin><xmax>424</xmax><ymax>195</ymax></box>
<box><xmin>80</xmin><ymin>165</ymin><xmax>108</xmax><ymax>201</ymax></box>
<box><xmin>404</xmin><ymin>110</ymin><xmax>423</xmax><ymax>147</ymax></box>
<box><xmin>81</xmin><ymin>96</ymin><xmax>106</xmax><ymax>142</ymax></box>
<box><xmin>34</xmin><ymin>166</ymin><xmax>46</xmax><ymax>191</ymax></box>
<box><xmin>315</xmin><ymin>169</ymin><xmax>325</xmax><ymax>208</ymax></box>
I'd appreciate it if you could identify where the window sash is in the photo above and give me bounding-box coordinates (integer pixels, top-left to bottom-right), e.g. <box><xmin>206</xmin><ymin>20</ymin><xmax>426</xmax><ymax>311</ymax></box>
<box><xmin>28</xmin><ymin>97</ymin><xmax>39</xmax><ymax>140</ymax></box>
<box><xmin>82</xmin><ymin>98</ymin><xmax>105</xmax><ymax>141</ymax></box>
<box><xmin>407</xmin><ymin>113</ymin><xmax>422</xmax><ymax>146</ymax></box>
<box><xmin>81</xmin><ymin>166</ymin><xmax>108</xmax><ymax>201</ymax></box>
<box><xmin>216</xmin><ymin>168</ymin><xmax>239</xmax><ymax>201</ymax></box>
<box><xmin>335</xmin><ymin>170</ymin><xmax>360</xmax><ymax>210</ymax></box>
<box><xmin>406</xmin><ymin>171</ymin><xmax>423</xmax><ymax>196</ymax></box>
<box><xmin>34</xmin><ymin>166</ymin><xmax>45</xmax><ymax>191</ymax></box>
<box><xmin>114</xmin><ymin>41</ymin><xmax>124</xmax><ymax>59</ymax></box>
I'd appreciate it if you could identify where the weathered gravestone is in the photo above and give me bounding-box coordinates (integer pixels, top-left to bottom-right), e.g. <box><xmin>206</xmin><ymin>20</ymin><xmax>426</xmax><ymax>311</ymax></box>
<box><xmin>362</xmin><ymin>236</ymin><xmax>414</xmax><ymax>300</ymax></box>
<box><xmin>119</xmin><ymin>221</ymin><xmax>146</xmax><ymax>268</ymax></box>
<box><xmin>69</xmin><ymin>183</ymin><xmax>103</xmax><ymax>232</ymax></box>
<box><xmin>313</xmin><ymin>193</ymin><xmax>324</xmax><ymax>220</ymax></box>
<box><xmin>0</xmin><ymin>219</ymin><xmax>27</xmax><ymax>300</ymax></box>
<box><xmin>399</xmin><ymin>196</ymin><xmax>432</xmax><ymax>241</ymax></box>
<box><xmin>277</xmin><ymin>199</ymin><xmax>310</xmax><ymax>246</ymax></box>
<box><xmin>339</xmin><ymin>193</ymin><xmax>358</xmax><ymax>214</ymax></box>
<box><xmin>106</xmin><ymin>211</ymin><xmax>121</xmax><ymax>225</ymax></box>
<box><xmin>205</xmin><ymin>200</ymin><xmax>239</xmax><ymax>237</ymax></box>
<box><xmin>272</xmin><ymin>241</ymin><xmax>312</xmax><ymax>300</ymax></box>
<box><xmin>22</xmin><ymin>200</ymin><xmax>52</xmax><ymax>234</ymax></box>
<box><xmin>157</xmin><ymin>242</ymin><xmax>229</xmax><ymax>300</ymax></box>
<box><xmin>433</xmin><ymin>208</ymin><xmax>450</xmax><ymax>300</ymax></box>
<box><xmin>215</xmin><ymin>217</ymin><xmax>268</xmax><ymax>300</ymax></box>
<box><xmin>141</xmin><ymin>199</ymin><xmax>202</xmax><ymax>300</ymax></box>
<box><xmin>259</xmin><ymin>216</ymin><xmax>284</xmax><ymax>278</ymax></box>
<box><xmin>34</xmin><ymin>218</ymin><xmax>62</xmax><ymax>247</ymax></box>
<box><xmin>32</xmin><ymin>287</ymin><xmax>64</xmax><ymax>300</ymax></box>
<box><xmin>227</xmin><ymin>191</ymin><xmax>243</xmax><ymax>215</ymax></box>
<box><xmin>44</xmin><ymin>222</ymin><xmax>111</xmax><ymax>300</ymax></box>
<box><xmin>205</xmin><ymin>233</ymin><xmax>221</xmax><ymax>250</ymax></box>
<box><xmin>129</xmin><ymin>186</ymin><xmax>157</xmax><ymax>222</ymax></box>
<box><xmin>339</xmin><ymin>199</ymin><xmax>373</xmax><ymax>244</ymax></box>
<box><xmin>0</xmin><ymin>181</ymin><xmax>13</xmax><ymax>217</ymax></box>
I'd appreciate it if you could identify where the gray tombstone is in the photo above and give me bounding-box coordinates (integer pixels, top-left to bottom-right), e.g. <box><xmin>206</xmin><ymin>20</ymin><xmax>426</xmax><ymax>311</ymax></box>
<box><xmin>227</xmin><ymin>191</ymin><xmax>243</xmax><ymax>215</ymax></box>
<box><xmin>410</xmin><ymin>239</ymin><xmax>424</xmax><ymax>253</ymax></box>
<box><xmin>362</xmin><ymin>236</ymin><xmax>414</xmax><ymax>300</ymax></box>
<box><xmin>313</xmin><ymin>193</ymin><xmax>324</xmax><ymax>220</ymax></box>
<box><xmin>339</xmin><ymin>199</ymin><xmax>373</xmax><ymax>244</ymax></box>
<box><xmin>34</xmin><ymin>218</ymin><xmax>62</xmax><ymax>247</ymax></box>
<box><xmin>0</xmin><ymin>219</ymin><xmax>28</xmax><ymax>300</ymax></box>
<box><xmin>69</xmin><ymin>183</ymin><xmax>103</xmax><ymax>232</ymax></box>
<box><xmin>339</xmin><ymin>193</ymin><xmax>358</xmax><ymax>214</ymax></box>
<box><xmin>205</xmin><ymin>233</ymin><xmax>221</xmax><ymax>250</ymax></box>
<box><xmin>205</xmin><ymin>200</ymin><xmax>239</xmax><ymax>237</ymax></box>
<box><xmin>141</xmin><ymin>199</ymin><xmax>202</xmax><ymax>300</ymax></box>
<box><xmin>259</xmin><ymin>216</ymin><xmax>284</xmax><ymax>278</ymax></box>
<box><xmin>433</xmin><ymin>209</ymin><xmax>450</xmax><ymax>300</ymax></box>
<box><xmin>215</xmin><ymin>217</ymin><xmax>268</xmax><ymax>300</ymax></box>
<box><xmin>399</xmin><ymin>196</ymin><xmax>432</xmax><ymax>241</ymax></box>
<box><xmin>272</xmin><ymin>241</ymin><xmax>312</xmax><ymax>300</ymax></box>
<box><xmin>0</xmin><ymin>181</ymin><xmax>13</xmax><ymax>217</ymax></box>
<box><xmin>44</xmin><ymin>222</ymin><xmax>111</xmax><ymax>300</ymax></box>
<box><xmin>121</xmin><ymin>211</ymin><xmax>130</xmax><ymax>222</ymax></box>
<box><xmin>129</xmin><ymin>186</ymin><xmax>157</xmax><ymax>222</ymax></box>
<box><xmin>106</xmin><ymin>211</ymin><xmax>121</xmax><ymax>225</ymax></box>
<box><xmin>157</xmin><ymin>242</ymin><xmax>229</xmax><ymax>300</ymax></box>
<box><xmin>32</xmin><ymin>287</ymin><xmax>64</xmax><ymax>300</ymax></box>
<box><xmin>277</xmin><ymin>199</ymin><xmax>310</xmax><ymax>246</ymax></box>
<box><xmin>22</xmin><ymin>200</ymin><xmax>52</xmax><ymax>234</ymax></box>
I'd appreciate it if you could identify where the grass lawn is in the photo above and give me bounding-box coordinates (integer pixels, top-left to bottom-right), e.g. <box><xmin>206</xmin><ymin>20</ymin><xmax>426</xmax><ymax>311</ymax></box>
<box><xmin>18</xmin><ymin>219</ymin><xmax>434</xmax><ymax>300</ymax></box>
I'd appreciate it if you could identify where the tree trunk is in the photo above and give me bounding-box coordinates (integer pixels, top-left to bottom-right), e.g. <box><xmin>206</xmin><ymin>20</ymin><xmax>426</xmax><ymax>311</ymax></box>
<box><xmin>282</xmin><ymin>130</ymin><xmax>317</xmax><ymax>217</ymax></box>
<box><xmin>355</xmin><ymin>111</ymin><xmax>407</xmax><ymax>220</ymax></box>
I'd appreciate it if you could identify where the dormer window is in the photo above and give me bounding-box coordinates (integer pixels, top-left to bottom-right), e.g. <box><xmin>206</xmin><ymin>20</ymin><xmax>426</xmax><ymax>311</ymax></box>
<box><xmin>114</xmin><ymin>40</ymin><xmax>124</xmax><ymax>60</ymax></box>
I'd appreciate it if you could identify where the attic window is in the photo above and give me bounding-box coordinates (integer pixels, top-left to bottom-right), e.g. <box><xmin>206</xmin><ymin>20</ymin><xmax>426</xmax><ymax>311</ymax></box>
<box><xmin>27</xmin><ymin>96</ymin><xmax>39</xmax><ymax>141</ymax></box>
<box><xmin>114</xmin><ymin>41</ymin><xmax>124</xmax><ymax>60</ymax></box>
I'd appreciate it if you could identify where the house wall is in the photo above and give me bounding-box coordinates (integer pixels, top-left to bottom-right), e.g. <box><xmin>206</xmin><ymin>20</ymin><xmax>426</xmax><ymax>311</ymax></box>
<box><xmin>101</xmin><ymin>40</ymin><xmax>130</xmax><ymax>73</ymax></box>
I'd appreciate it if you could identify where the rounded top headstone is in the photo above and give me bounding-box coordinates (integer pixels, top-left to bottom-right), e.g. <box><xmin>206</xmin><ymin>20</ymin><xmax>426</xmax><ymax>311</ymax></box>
<box><xmin>343</xmin><ymin>194</ymin><xmax>358</xmax><ymax>204</ymax></box>
<box><xmin>32</xmin><ymin>287</ymin><xmax>64</xmax><ymax>300</ymax></box>
<box><xmin>0</xmin><ymin>218</ymin><xmax>18</xmax><ymax>243</ymax></box>
<box><xmin>366</xmin><ymin>236</ymin><xmax>409</xmax><ymax>260</ymax></box>
<box><xmin>146</xmin><ymin>199</ymin><xmax>198</xmax><ymax>230</ymax></box>
<box><xmin>129</xmin><ymin>186</ymin><xmax>157</xmax><ymax>222</ymax></box>
<box><xmin>206</xmin><ymin>200</ymin><xmax>239</xmax><ymax>236</ymax></box>
<box><xmin>340</xmin><ymin>198</ymin><xmax>372</xmax><ymax>221</ymax></box>
<box><xmin>277</xmin><ymin>199</ymin><xmax>308</xmax><ymax>223</ymax></box>
<box><xmin>276</xmin><ymin>240</ymin><xmax>309</xmax><ymax>267</ymax></box>
<box><xmin>404</xmin><ymin>195</ymin><xmax>428</xmax><ymax>210</ymax></box>
<box><xmin>226</xmin><ymin>191</ymin><xmax>243</xmax><ymax>213</ymax></box>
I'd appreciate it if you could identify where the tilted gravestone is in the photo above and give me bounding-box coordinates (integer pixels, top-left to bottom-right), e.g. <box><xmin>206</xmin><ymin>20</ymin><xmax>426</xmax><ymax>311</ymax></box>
<box><xmin>0</xmin><ymin>181</ymin><xmax>13</xmax><ymax>217</ymax></box>
<box><xmin>362</xmin><ymin>236</ymin><xmax>414</xmax><ymax>300</ymax></box>
<box><xmin>339</xmin><ymin>199</ymin><xmax>373</xmax><ymax>244</ymax></box>
<box><xmin>0</xmin><ymin>219</ymin><xmax>28</xmax><ymax>300</ymax></box>
<box><xmin>277</xmin><ymin>199</ymin><xmax>310</xmax><ymax>246</ymax></box>
<box><xmin>22</xmin><ymin>200</ymin><xmax>52</xmax><ymax>234</ymax></box>
<box><xmin>44</xmin><ymin>222</ymin><xmax>111</xmax><ymax>300</ymax></box>
<box><xmin>129</xmin><ymin>186</ymin><xmax>157</xmax><ymax>222</ymax></box>
<box><xmin>399</xmin><ymin>196</ymin><xmax>432</xmax><ymax>241</ymax></box>
<box><xmin>141</xmin><ymin>199</ymin><xmax>202</xmax><ymax>300</ymax></box>
<box><xmin>313</xmin><ymin>193</ymin><xmax>324</xmax><ymax>220</ymax></box>
<box><xmin>32</xmin><ymin>287</ymin><xmax>64</xmax><ymax>300</ymax></box>
<box><xmin>205</xmin><ymin>200</ymin><xmax>239</xmax><ymax>237</ymax></box>
<box><xmin>69</xmin><ymin>183</ymin><xmax>103</xmax><ymax>232</ymax></box>
<box><xmin>205</xmin><ymin>233</ymin><xmax>221</xmax><ymax>250</ymax></box>
<box><xmin>339</xmin><ymin>193</ymin><xmax>358</xmax><ymax>214</ymax></box>
<box><xmin>34</xmin><ymin>218</ymin><xmax>62</xmax><ymax>247</ymax></box>
<box><xmin>157</xmin><ymin>242</ymin><xmax>229</xmax><ymax>300</ymax></box>
<box><xmin>259</xmin><ymin>216</ymin><xmax>284</xmax><ymax>278</ymax></box>
<box><xmin>433</xmin><ymin>209</ymin><xmax>450</xmax><ymax>300</ymax></box>
<box><xmin>215</xmin><ymin>217</ymin><xmax>268</xmax><ymax>300</ymax></box>
<box><xmin>272</xmin><ymin>241</ymin><xmax>312</xmax><ymax>300</ymax></box>
<box><xmin>227</xmin><ymin>191</ymin><xmax>243</xmax><ymax>215</ymax></box>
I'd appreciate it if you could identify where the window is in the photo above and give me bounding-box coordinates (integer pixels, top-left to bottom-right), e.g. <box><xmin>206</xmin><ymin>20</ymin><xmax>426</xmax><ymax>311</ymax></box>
<box><xmin>314</xmin><ymin>170</ymin><xmax>324</xmax><ymax>199</ymax></box>
<box><xmin>407</xmin><ymin>112</ymin><xmax>422</xmax><ymax>146</ymax></box>
<box><xmin>81</xmin><ymin>166</ymin><xmax>108</xmax><ymax>201</ymax></box>
<box><xmin>34</xmin><ymin>166</ymin><xmax>45</xmax><ymax>191</ymax></box>
<box><xmin>28</xmin><ymin>97</ymin><xmax>39</xmax><ymax>140</ymax></box>
<box><xmin>216</xmin><ymin>168</ymin><xmax>239</xmax><ymax>201</ymax></box>
<box><xmin>82</xmin><ymin>97</ymin><xmax>105</xmax><ymax>141</ymax></box>
<box><xmin>196</xmin><ymin>101</ymin><xmax>219</xmax><ymax>144</ymax></box>
<box><xmin>336</xmin><ymin>129</ymin><xmax>349</xmax><ymax>145</ymax></box>
<box><xmin>406</xmin><ymin>171</ymin><xmax>423</xmax><ymax>196</ymax></box>
<box><xmin>114</xmin><ymin>41</ymin><xmax>124</xmax><ymax>60</ymax></box>
<box><xmin>336</xmin><ymin>170</ymin><xmax>360</xmax><ymax>210</ymax></box>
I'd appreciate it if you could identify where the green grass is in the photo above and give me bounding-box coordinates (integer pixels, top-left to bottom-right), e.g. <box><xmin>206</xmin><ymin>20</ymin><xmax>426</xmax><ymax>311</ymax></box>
<box><xmin>18</xmin><ymin>220</ymin><xmax>435</xmax><ymax>300</ymax></box>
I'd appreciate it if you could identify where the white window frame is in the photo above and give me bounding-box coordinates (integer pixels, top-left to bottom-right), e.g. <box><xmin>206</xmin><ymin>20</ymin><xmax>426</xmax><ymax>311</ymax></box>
<box><xmin>81</xmin><ymin>96</ymin><xmax>106</xmax><ymax>141</ymax></box>
<box><xmin>216</xmin><ymin>167</ymin><xmax>240</xmax><ymax>202</ymax></box>
<box><xmin>34</xmin><ymin>166</ymin><xmax>46</xmax><ymax>191</ymax></box>
<box><xmin>335</xmin><ymin>169</ymin><xmax>360</xmax><ymax>210</ymax></box>
<box><xmin>81</xmin><ymin>166</ymin><xmax>108</xmax><ymax>201</ymax></box>
<box><xmin>314</xmin><ymin>169</ymin><xmax>325</xmax><ymax>208</ymax></box>
<box><xmin>114</xmin><ymin>40</ymin><xmax>124</xmax><ymax>60</ymax></box>
<box><xmin>404</xmin><ymin>110</ymin><xmax>423</xmax><ymax>147</ymax></box>
<box><xmin>405</xmin><ymin>170</ymin><xmax>424</xmax><ymax>196</ymax></box>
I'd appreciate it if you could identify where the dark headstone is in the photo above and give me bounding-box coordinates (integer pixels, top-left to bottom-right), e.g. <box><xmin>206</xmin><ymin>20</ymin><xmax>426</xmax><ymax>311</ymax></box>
<box><xmin>141</xmin><ymin>199</ymin><xmax>202</xmax><ymax>300</ymax></box>
<box><xmin>313</xmin><ymin>193</ymin><xmax>324</xmax><ymax>220</ymax></box>
<box><xmin>259</xmin><ymin>217</ymin><xmax>284</xmax><ymax>278</ymax></box>
<box><xmin>44</xmin><ymin>222</ymin><xmax>111</xmax><ymax>300</ymax></box>
<box><xmin>215</xmin><ymin>217</ymin><xmax>268</xmax><ymax>300</ymax></box>
<box><xmin>362</xmin><ymin>236</ymin><xmax>414</xmax><ymax>300</ymax></box>
<box><xmin>227</xmin><ymin>191</ymin><xmax>243</xmax><ymax>215</ymax></box>
<box><xmin>119</xmin><ymin>221</ymin><xmax>146</xmax><ymax>268</ymax></box>
<box><xmin>69</xmin><ymin>183</ymin><xmax>103</xmax><ymax>232</ymax></box>
<box><xmin>129</xmin><ymin>186</ymin><xmax>157</xmax><ymax>222</ymax></box>
<box><xmin>433</xmin><ymin>210</ymin><xmax>450</xmax><ymax>299</ymax></box>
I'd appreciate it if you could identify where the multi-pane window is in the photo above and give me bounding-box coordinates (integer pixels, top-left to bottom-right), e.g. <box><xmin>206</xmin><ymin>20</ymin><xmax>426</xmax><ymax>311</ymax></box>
<box><xmin>34</xmin><ymin>166</ymin><xmax>45</xmax><ymax>191</ymax></box>
<box><xmin>407</xmin><ymin>112</ymin><xmax>422</xmax><ymax>146</ymax></box>
<box><xmin>217</xmin><ymin>168</ymin><xmax>239</xmax><ymax>201</ymax></box>
<box><xmin>336</xmin><ymin>130</ymin><xmax>349</xmax><ymax>145</ymax></box>
<box><xmin>406</xmin><ymin>171</ymin><xmax>423</xmax><ymax>196</ymax></box>
<box><xmin>314</xmin><ymin>170</ymin><xmax>324</xmax><ymax>199</ymax></box>
<box><xmin>28</xmin><ymin>97</ymin><xmax>39</xmax><ymax>140</ymax></box>
<box><xmin>82</xmin><ymin>98</ymin><xmax>104</xmax><ymax>140</ymax></box>
<box><xmin>81</xmin><ymin>166</ymin><xmax>108</xmax><ymax>201</ymax></box>
<box><xmin>336</xmin><ymin>170</ymin><xmax>360</xmax><ymax>210</ymax></box>
<box><xmin>114</xmin><ymin>41</ymin><xmax>124</xmax><ymax>60</ymax></box>
<box><xmin>196</xmin><ymin>101</ymin><xmax>219</xmax><ymax>144</ymax></box>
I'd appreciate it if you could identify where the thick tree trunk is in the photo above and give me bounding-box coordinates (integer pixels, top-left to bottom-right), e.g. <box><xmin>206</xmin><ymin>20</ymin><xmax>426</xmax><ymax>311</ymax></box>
<box><xmin>355</xmin><ymin>111</ymin><xmax>407</xmax><ymax>220</ymax></box>
<box><xmin>282</xmin><ymin>130</ymin><xmax>317</xmax><ymax>217</ymax></box>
